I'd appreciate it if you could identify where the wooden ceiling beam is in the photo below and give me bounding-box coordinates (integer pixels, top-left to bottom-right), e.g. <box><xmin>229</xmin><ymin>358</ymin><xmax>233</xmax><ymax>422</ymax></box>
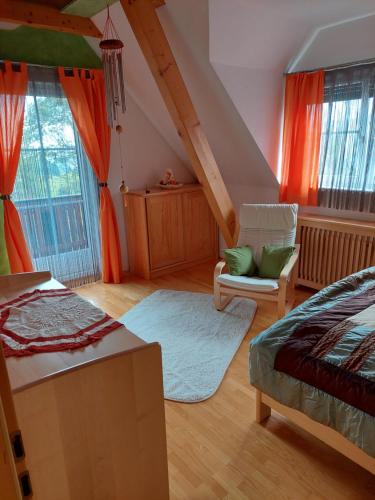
<box><xmin>151</xmin><ymin>0</ymin><xmax>166</xmax><ymax>7</ymax></box>
<box><xmin>0</xmin><ymin>0</ymin><xmax>102</xmax><ymax>38</ymax></box>
<box><xmin>120</xmin><ymin>0</ymin><xmax>238</xmax><ymax>247</ymax></box>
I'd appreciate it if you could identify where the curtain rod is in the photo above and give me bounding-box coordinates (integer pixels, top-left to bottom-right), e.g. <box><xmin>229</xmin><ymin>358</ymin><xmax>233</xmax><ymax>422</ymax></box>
<box><xmin>1</xmin><ymin>61</ymin><xmax>61</xmax><ymax>69</ymax></box>
<box><xmin>0</xmin><ymin>61</ymin><xmax>99</xmax><ymax>71</ymax></box>
<box><xmin>285</xmin><ymin>57</ymin><xmax>375</xmax><ymax>75</ymax></box>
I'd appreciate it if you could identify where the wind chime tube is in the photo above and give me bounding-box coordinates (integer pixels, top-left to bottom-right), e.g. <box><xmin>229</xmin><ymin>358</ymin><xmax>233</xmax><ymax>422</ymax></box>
<box><xmin>103</xmin><ymin>54</ymin><xmax>113</xmax><ymax>127</ymax></box>
<box><xmin>111</xmin><ymin>52</ymin><xmax>119</xmax><ymax>122</ymax></box>
<box><xmin>108</xmin><ymin>54</ymin><xmax>117</xmax><ymax>123</ymax></box>
<box><xmin>111</xmin><ymin>52</ymin><xmax>119</xmax><ymax>105</ymax></box>
<box><xmin>117</xmin><ymin>52</ymin><xmax>126</xmax><ymax>113</ymax></box>
<box><xmin>100</xmin><ymin>4</ymin><xmax>126</xmax><ymax>128</ymax></box>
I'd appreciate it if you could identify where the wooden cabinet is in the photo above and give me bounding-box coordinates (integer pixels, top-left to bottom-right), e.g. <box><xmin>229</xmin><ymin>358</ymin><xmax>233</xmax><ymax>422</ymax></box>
<box><xmin>146</xmin><ymin>193</ymin><xmax>185</xmax><ymax>270</ymax></box>
<box><xmin>123</xmin><ymin>184</ymin><xmax>218</xmax><ymax>279</ymax></box>
<box><xmin>2</xmin><ymin>272</ymin><xmax>169</xmax><ymax>500</ymax></box>
<box><xmin>183</xmin><ymin>188</ymin><xmax>218</xmax><ymax>263</ymax></box>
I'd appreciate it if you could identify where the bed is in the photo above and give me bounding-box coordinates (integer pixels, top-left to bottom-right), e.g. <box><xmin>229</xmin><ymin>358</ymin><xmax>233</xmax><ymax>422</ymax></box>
<box><xmin>249</xmin><ymin>266</ymin><xmax>375</xmax><ymax>474</ymax></box>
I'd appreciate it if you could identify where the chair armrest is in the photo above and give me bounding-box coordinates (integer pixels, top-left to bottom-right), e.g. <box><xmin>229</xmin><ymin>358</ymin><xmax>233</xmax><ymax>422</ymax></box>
<box><xmin>279</xmin><ymin>244</ymin><xmax>300</xmax><ymax>283</ymax></box>
<box><xmin>214</xmin><ymin>260</ymin><xmax>227</xmax><ymax>279</ymax></box>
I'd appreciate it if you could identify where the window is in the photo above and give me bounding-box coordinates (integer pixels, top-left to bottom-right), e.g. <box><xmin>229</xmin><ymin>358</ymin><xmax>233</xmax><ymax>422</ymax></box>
<box><xmin>318</xmin><ymin>64</ymin><xmax>375</xmax><ymax>213</ymax></box>
<box><xmin>13</xmin><ymin>68</ymin><xmax>101</xmax><ymax>286</ymax></box>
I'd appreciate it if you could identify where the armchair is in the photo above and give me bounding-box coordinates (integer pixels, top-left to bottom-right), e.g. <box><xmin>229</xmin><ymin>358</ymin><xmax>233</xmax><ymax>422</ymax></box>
<box><xmin>214</xmin><ymin>204</ymin><xmax>299</xmax><ymax>319</ymax></box>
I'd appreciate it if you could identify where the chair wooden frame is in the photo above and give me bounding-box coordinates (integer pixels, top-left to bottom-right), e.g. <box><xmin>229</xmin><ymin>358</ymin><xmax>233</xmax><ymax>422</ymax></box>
<box><xmin>214</xmin><ymin>245</ymin><xmax>300</xmax><ymax>318</ymax></box>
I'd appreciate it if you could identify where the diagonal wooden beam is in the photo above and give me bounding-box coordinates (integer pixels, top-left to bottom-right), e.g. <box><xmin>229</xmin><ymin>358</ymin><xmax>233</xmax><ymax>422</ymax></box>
<box><xmin>0</xmin><ymin>0</ymin><xmax>102</xmax><ymax>38</ymax></box>
<box><xmin>120</xmin><ymin>0</ymin><xmax>238</xmax><ymax>247</ymax></box>
<box><xmin>151</xmin><ymin>0</ymin><xmax>165</xmax><ymax>7</ymax></box>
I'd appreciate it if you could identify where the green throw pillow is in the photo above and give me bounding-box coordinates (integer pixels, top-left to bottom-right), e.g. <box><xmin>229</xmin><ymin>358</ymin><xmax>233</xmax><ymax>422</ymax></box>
<box><xmin>258</xmin><ymin>245</ymin><xmax>295</xmax><ymax>279</ymax></box>
<box><xmin>224</xmin><ymin>246</ymin><xmax>257</xmax><ymax>276</ymax></box>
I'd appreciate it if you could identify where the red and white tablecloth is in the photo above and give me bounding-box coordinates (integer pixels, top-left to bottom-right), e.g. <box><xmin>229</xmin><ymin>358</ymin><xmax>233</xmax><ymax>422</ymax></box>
<box><xmin>0</xmin><ymin>288</ymin><xmax>123</xmax><ymax>357</ymax></box>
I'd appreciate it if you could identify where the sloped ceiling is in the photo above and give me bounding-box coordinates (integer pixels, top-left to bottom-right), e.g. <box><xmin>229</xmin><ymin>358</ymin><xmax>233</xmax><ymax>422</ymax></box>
<box><xmin>209</xmin><ymin>0</ymin><xmax>375</xmax><ymax>173</ymax></box>
<box><xmin>209</xmin><ymin>0</ymin><xmax>375</xmax><ymax>71</ymax></box>
<box><xmin>91</xmin><ymin>3</ymin><xmax>188</xmax><ymax>164</ymax></box>
<box><xmin>92</xmin><ymin>0</ymin><xmax>375</xmax><ymax>194</ymax></box>
<box><xmin>91</xmin><ymin>1</ymin><xmax>278</xmax><ymax>191</ymax></box>
<box><xmin>293</xmin><ymin>14</ymin><xmax>375</xmax><ymax>72</ymax></box>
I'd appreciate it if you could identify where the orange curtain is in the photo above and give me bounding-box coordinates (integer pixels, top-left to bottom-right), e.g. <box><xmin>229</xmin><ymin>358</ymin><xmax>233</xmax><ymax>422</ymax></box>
<box><xmin>58</xmin><ymin>67</ymin><xmax>122</xmax><ymax>284</ymax></box>
<box><xmin>280</xmin><ymin>70</ymin><xmax>324</xmax><ymax>206</ymax></box>
<box><xmin>0</xmin><ymin>61</ymin><xmax>33</xmax><ymax>273</ymax></box>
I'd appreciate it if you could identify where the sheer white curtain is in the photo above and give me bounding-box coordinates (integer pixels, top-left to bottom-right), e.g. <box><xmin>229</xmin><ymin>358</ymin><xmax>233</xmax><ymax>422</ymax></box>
<box><xmin>13</xmin><ymin>66</ymin><xmax>101</xmax><ymax>287</ymax></box>
<box><xmin>319</xmin><ymin>63</ymin><xmax>375</xmax><ymax>213</ymax></box>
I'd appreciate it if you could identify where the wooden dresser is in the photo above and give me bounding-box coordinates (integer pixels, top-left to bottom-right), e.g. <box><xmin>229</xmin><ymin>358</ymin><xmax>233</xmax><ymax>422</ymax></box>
<box><xmin>123</xmin><ymin>184</ymin><xmax>218</xmax><ymax>279</ymax></box>
<box><xmin>0</xmin><ymin>272</ymin><xmax>169</xmax><ymax>500</ymax></box>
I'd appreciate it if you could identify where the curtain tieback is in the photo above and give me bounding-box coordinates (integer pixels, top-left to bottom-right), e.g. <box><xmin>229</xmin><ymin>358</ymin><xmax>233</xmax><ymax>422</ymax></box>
<box><xmin>98</xmin><ymin>182</ymin><xmax>108</xmax><ymax>188</ymax></box>
<box><xmin>0</xmin><ymin>194</ymin><xmax>11</xmax><ymax>201</ymax></box>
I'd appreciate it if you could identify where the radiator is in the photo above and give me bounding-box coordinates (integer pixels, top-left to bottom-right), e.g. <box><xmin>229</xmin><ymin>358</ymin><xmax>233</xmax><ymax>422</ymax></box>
<box><xmin>297</xmin><ymin>215</ymin><xmax>375</xmax><ymax>290</ymax></box>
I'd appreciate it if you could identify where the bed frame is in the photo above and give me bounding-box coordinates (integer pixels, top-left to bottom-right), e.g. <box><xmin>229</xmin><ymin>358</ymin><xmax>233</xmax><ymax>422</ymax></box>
<box><xmin>255</xmin><ymin>388</ymin><xmax>375</xmax><ymax>475</ymax></box>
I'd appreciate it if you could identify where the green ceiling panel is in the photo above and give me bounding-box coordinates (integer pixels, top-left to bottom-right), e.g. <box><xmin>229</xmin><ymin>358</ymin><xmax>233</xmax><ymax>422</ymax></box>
<box><xmin>0</xmin><ymin>26</ymin><xmax>102</xmax><ymax>69</ymax></box>
<box><xmin>63</xmin><ymin>0</ymin><xmax>118</xmax><ymax>18</ymax></box>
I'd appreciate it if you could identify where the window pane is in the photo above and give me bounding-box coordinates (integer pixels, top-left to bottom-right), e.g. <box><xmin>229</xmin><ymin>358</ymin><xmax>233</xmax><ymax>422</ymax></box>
<box><xmin>36</xmin><ymin>96</ymin><xmax>75</xmax><ymax>148</ymax></box>
<box><xmin>13</xmin><ymin>87</ymin><xmax>101</xmax><ymax>286</ymax></box>
<box><xmin>22</xmin><ymin>96</ymin><xmax>41</xmax><ymax>149</ymax></box>
<box><xmin>318</xmin><ymin>64</ymin><xmax>375</xmax><ymax>212</ymax></box>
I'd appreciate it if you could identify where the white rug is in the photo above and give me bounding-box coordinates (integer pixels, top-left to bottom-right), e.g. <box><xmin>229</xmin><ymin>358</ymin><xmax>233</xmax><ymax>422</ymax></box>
<box><xmin>119</xmin><ymin>290</ymin><xmax>257</xmax><ymax>403</ymax></box>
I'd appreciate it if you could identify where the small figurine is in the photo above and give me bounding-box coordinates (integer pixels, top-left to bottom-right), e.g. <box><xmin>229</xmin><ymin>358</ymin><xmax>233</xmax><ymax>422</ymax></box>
<box><xmin>160</xmin><ymin>168</ymin><xmax>178</xmax><ymax>186</ymax></box>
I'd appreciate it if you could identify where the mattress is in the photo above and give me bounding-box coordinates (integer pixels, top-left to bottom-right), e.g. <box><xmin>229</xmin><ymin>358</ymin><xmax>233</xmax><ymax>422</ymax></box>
<box><xmin>249</xmin><ymin>266</ymin><xmax>375</xmax><ymax>457</ymax></box>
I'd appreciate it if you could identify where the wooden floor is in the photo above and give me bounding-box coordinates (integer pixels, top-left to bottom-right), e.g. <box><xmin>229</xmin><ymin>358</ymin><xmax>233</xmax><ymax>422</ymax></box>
<box><xmin>77</xmin><ymin>262</ymin><xmax>375</xmax><ymax>500</ymax></box>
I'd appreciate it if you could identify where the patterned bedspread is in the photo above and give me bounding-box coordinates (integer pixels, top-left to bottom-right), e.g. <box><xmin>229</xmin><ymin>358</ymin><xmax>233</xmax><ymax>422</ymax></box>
<box><xmin>274</xmin><ymin>275</ymin><xmax>375</xmax><ymax>416</ymax></box>
<box><xmin>249</xmin><ymin>266</ymin><xmax>375</xmax><ymax>456</ymax></box>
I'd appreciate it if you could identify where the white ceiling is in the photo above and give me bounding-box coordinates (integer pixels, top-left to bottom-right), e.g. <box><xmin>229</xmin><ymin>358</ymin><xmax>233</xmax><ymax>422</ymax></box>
<box><xmin>294</xmin><ymin>14</ymin><xmax>375</xmax><ymax>71</ymax></box>
<box><xmin>209</xmin><ymin>0</ymin><xmax>375</xmax><ymax>70</ymax></box>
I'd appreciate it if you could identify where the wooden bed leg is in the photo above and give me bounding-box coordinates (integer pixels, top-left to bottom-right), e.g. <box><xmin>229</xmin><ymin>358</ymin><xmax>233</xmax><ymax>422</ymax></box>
<box><xmin>255</xmin><ymin>389</ymin><xmax>271</xmax><ymax>423</ymax></box>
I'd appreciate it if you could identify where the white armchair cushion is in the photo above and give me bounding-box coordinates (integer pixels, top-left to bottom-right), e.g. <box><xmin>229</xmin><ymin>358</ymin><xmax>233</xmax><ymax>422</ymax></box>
<box><xmin>239</xmin><ymin>203</ymin><xmax>298</xmax><ymax>230</ymax></box>
<box><xmin>216</xmin><ymin>274</ymin><xmax>279</xmax><ymax>292</ymax></box>
<box><xmin>237</xmin><ymin>204</ymin><xmax>298</xmax><ymax>266</ymax></box>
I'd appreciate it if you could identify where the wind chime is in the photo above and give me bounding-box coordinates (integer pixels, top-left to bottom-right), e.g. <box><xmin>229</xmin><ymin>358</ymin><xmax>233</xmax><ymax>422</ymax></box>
<box><xmin>100</xmin><ymin>5</ymin><xmax>128</xmax><ymax>196</ymax></box>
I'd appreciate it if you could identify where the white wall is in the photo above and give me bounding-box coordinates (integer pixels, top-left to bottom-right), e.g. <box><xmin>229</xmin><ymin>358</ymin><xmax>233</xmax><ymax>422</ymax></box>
<box><xmin>90</xmin><ymin>5</ymin><xmax>188</xmax><ymax>165</ymax></box>
<box><xmin>211</xmin><ymin>63</ymin><xmax>283</xmax><ymax>175</ymax></box>
<box><xmin>108</xmin><ymin>94</ymin><xmax>193</xmax><ymax>270</ymax></box>
<box><xmin>92</xmin><ymin>0</ymin><xmax>279</xmax><ymax>197</ymax></box>
<box><xmin>98</xmin><ymin>2</ymin><xmax>375</xmax><ymax>271</ymax></box>
<box><xmin>293</xmin><ymin>14</ymin><xmax>375</xmax><ymax>222</ymax></box>
<box><xmin>157</xmin><ymin>0</ymin><xmax>278</xmax><ymax>191</ymax></box>
<box><xmin>294</xmin><ymin>14</ymin><xmax>375</xmax><ymax>72</ymax></box>
<box><xmin>208</xmin><ymin>1</ymin><xmax>375</xmax><ymax>176</ymax></box>
<box><xmin>92</xmin><ymin>0</ymin><xmax>280</xmax><ymax>269</ymax></box>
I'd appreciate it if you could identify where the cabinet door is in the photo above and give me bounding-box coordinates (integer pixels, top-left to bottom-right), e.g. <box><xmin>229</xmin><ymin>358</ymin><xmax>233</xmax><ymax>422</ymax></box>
<box><xmin>0</xmin><ymin>343</ymin><xmax>26</xmax><ymax>500</ymax></box>
<box><xmin>146</xmin><ymin>194</ymin><xmax>185</xmax><ymax>270</ymax></box>
<box><xmin>183</xmin><ymin>190</ymin><xmax>218</xmax><ymax>262</ymax></box>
